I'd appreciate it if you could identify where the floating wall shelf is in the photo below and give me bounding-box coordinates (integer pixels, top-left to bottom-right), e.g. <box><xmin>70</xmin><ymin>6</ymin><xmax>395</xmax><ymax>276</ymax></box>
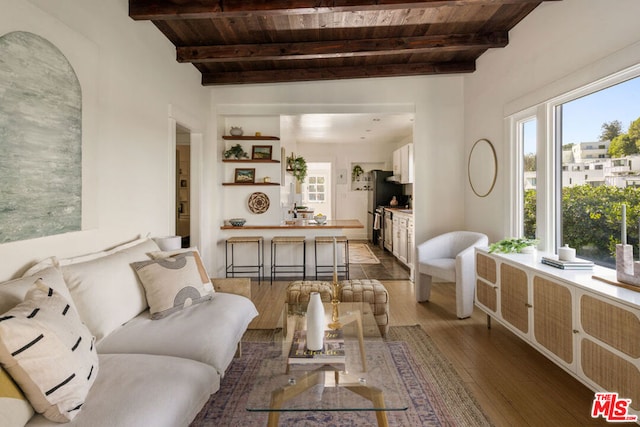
<box><xmin>222</xmin><ymin>182</ymin><xmax>280</xmax><ymax>186</ymax></box>
<box><xmin>222</xmin><ymin>159</ymin><xmax>280</xmax><ymax>163</ymax></box>
<box><xmin>222</xmin><ymin>135</ymin><xmax>280</xmax><ymax>141</ymax></box>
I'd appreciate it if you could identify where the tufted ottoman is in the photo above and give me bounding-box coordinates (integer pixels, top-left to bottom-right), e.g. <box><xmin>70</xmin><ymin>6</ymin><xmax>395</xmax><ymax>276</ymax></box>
<box><xmin>285</xmin><ymin>279</ymin><xmax>389</xmax><ymax>336</ymax></box>
<box><xmin>285</xmin><ymin>280</ymin><xmax>333</xmax><ymax>304</ymax></box>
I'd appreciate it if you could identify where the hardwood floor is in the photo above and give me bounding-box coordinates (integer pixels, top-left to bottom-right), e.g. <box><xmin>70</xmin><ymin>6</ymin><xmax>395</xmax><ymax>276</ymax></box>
<box><xmin>246</xmin><ymin>244</ymin><xmax>614</xmax><ymax>427</ymax></box>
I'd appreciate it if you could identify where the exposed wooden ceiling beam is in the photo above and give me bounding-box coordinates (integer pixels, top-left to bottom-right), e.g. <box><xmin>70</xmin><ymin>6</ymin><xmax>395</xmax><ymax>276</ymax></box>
<box><xmin>201</xmin><ymin>61</ymin><xmax>475</xmax><ymax>85</ymax></box>
<box><xmin>177</xmin><ymin>32</ymin><xmax>507</xmax><ymax>63</ymax></box>
<box><xmin>130</xmin><ymin>0</ymin><xmax>558</xmax><ymax>21</ymax></box>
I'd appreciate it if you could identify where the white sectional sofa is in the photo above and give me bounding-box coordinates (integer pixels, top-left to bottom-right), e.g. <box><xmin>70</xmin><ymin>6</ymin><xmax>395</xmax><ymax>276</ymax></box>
<box><xmin>0</xmin><ymin>237</ymin><xmax>258</xmax><ymax>427</ymax></box>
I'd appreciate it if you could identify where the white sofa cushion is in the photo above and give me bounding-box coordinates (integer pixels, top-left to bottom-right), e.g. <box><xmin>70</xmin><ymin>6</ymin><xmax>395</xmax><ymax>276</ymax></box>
<box><xmin>0</xmin><ymin>281</ymin><xmax>98</xmax><ymax>422</ymax></box>
<box><xmin>97</xmin><ymin>292</ymin><xmax>258</xmax><ymax>376</ymax></box>
<box><xmin>25</xmin><ymin>353</ymin><xmax>220</xmax><ymax>427</ymax></box>
<box><xmin>131</xmin><ymin>251</ymin><xmax>214</xmax><ymax>319</ymax></box>
<box><xmin>0</xmin><ymin>266</ymin><xmax>76</xmax><ymax>314</ymax></box>
<box><xmin>0</xmin><ymin>367</ymin><xmax>34</xmax><ymax>427</ymax></box>
<box><xmin>22</xmin><ymin>236</ymin><xmax>152</xmax><ymax>277</ymax></box>
<box><xmin>61</xmin><ymin>238</ymin><xmax>160</xmax><ymax>342</ymax></box>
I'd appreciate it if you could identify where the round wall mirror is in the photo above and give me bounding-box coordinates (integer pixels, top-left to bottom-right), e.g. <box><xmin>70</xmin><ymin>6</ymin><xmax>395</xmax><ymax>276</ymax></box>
<box><xmin>468</xmin><ymin>138</ymin><xmax>497</xmax><ymax>197</ymax></box>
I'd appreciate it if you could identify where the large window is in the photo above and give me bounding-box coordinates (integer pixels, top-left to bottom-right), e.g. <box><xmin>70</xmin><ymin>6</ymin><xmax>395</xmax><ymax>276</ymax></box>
<box><xmin>522</xmin><ymin>119</ymin><xmax>537</xmax><ymax>239</ymax></box>
<box><xmin>511</xmin><ymin>65</ymin><xmax>640</xmax><ymax>267</ymax></box>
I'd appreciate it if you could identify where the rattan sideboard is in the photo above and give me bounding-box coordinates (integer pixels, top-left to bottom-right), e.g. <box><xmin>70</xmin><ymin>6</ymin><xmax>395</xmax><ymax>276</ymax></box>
<box><xmin>475</xmin><ymin>248</ymin><xmax>640</xmax><ymax>419</ymax></box>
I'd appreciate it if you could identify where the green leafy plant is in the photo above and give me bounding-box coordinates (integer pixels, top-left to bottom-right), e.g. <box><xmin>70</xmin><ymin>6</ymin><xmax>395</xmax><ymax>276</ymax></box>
<box><xmin>352</xmin><ymin>164</ymin><xmax>364</xmax><ymax>181</ymax></box>
<box><xmin>224</xmin><ymin>144</ymin><xmax>248</xmax><ymax>159</ymax></box>
<box><xmin>286</xmin><ymin>154</ymin><xmax>307</xmax><ymax>183</ymax></box>
<box><xmin>489</xmin><ymin>237</ymin><xmax>539</xmax><ymax>254</ymax></box>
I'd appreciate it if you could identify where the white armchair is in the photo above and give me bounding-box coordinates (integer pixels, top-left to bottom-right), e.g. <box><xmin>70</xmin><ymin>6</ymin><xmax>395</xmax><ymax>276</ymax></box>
<box><xmin>416</xmin><ymin>231</ymin><xmax>489</xmax><ymax>319</ymax></box>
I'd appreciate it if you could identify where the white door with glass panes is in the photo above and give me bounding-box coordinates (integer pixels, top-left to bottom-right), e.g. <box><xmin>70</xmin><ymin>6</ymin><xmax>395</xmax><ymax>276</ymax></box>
<box><xmin>304</xmin><ymin>163</ymin><xmax>331</xmax><ymax>219</ymax></box>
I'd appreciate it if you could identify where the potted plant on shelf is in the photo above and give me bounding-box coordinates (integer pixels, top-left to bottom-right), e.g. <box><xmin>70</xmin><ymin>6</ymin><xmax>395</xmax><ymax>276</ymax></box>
<box><xmin>489</xmin><ymin>237</ymin><xmax>539</xmax><ymax>254</ymax></box>
<box><xmin>352</xmin><ymin>164</ymin><xmax>364</xmax><ymax>181</ymax></box>
<box><xmin>224</xmin><ymin>144</ymin><xmax>248</xmax><ymax>159</ymax></box>
<box><xmin>286</xmin><ymin>153</ymin><xmax>307</xmax><ymax>183</ymax></box>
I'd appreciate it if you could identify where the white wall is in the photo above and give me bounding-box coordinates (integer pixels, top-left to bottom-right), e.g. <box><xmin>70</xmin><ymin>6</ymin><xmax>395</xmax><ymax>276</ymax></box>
<box><xmin>463</xmin><ymin>0</ymin><xmax>640</xmax><ymax>243</ymax></box>
<box><xmin>210</xmin><ymin>76</ymin><xmax>465</xmax><ymax>276</ymax></box>
<box><xmin>0</xmin><ymin>0</ymin><xmax>209</xmax><ymax>280</ymax></box>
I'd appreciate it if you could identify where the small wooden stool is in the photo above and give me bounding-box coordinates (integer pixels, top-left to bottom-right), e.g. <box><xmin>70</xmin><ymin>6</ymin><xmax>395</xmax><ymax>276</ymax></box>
<box><xmin>225</xmin><ymin>236</ymin><xmax>264</xmax><ymax>284</ymax></box>
<box><xmin>314</xmin><ymin>235</ymin><xmax>349</xmax><ymax>280</ymax></box>
<box><xmin>271</xmin><ymin>236</ymin><xmax>306</xmax><ymax>285</ymax></box>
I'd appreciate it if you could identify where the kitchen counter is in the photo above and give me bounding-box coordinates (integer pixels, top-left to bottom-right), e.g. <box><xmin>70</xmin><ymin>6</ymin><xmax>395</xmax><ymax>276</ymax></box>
<box><xmin>220</xmin><ymin>219</ymin><xmax>364</xmax><ymax>230</ymax></box>
<box><xmin>384</xmin><ymin>208</ymin><xmax>413</xmax><ymax>215</ymax></box>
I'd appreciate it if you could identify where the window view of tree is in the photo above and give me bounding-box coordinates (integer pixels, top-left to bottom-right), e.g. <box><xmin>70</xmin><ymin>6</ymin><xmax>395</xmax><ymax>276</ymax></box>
<box><xmin>599</xmin><ymin>120</ymin><xmax>623</xmax><ymax>142</ymax></box>
<box><xmin>522</xmin><ymin>119</ymin><xmax>537</xmax><ymax>239</ymax></box>
<box><xmin>552</xmin><ymin>76</ymin><xmax>640</xmax><ymax>267</ymax></box>
<box><xmin>608</xmin><ymin>118</ymin><xmax>640</xmax><ymax>158</ymax></box>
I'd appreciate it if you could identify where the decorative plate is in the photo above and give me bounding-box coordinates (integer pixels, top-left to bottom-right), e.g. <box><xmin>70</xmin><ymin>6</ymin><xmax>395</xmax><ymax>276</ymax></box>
<box><xmin>248</xmin><ymin>192</ymin><xmax>270</xmax><ymax>214</ymax></box>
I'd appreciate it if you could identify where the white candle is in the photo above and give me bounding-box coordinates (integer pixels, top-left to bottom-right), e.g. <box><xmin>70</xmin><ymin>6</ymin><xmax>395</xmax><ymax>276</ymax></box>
<box><xmin>622</xmin><ymin>204</ymin><xmax>627</xmax><ymax>245</ymax></box>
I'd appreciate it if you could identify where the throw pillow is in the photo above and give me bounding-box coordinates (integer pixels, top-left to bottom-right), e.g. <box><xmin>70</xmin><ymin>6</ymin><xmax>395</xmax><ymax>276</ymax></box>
<box><xmin>0</xmin><ymin>266</ymin><xmax>77</xmax><ymax>315</ymax></box>
<box><xmin>61</xmin><ymin>237</ymin><xmax>160</xmax><ymax>342</ymax></box>
<box><xmin>0</xmin><ymin>280</ymin><xmax>99</xmax><ymax>422</ymax></box>
<box><xmin>0</xmin><ymin>367</ymin><xmax>34</xmax><ymax>427</ymax></box>
<box><xmin>148</xmin><ymin>247</ymin><xmax>214</xmax><ymax>290</ymax></box>
<box><xmin>131</xmin><ymin>251</ymin><xmax>214</xmax><ymax>319</ymax></box>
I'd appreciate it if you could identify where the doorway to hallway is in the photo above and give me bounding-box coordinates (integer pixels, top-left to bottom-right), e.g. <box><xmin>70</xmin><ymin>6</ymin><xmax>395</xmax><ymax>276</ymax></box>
<box><xmin>175</xmin><ymin>124</ymin><xmax>190</xmax><ymax>247</ymax></box>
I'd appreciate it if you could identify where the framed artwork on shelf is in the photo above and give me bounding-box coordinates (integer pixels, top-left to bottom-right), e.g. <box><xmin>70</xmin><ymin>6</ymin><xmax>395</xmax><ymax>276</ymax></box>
<box><xmin>234</xmin><ymin>168</ymin><xmax>256</xmax><ymax>183</ymax></box>
<box><xmin>252</xmin><ymin>145</ymin><xmax>272</xmax><ymax>160</ymax></box>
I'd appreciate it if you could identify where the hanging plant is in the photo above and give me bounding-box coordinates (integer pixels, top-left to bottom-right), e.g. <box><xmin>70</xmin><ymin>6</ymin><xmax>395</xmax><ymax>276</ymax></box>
<box><xmin>352</xmin><ymin>164</ymin><xmax>364</xmax><ymax>181</ymax></box>
<box><xmin>286</xmin><ymin>153</ymin><xmax>307</xmax><ymax>183</ymax></box>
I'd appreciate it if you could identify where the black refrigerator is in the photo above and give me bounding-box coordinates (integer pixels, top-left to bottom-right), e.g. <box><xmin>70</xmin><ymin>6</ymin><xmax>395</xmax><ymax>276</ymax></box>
<box><xmin>367</xmin><ymin>170</ymin><xmax>399</xmax><ymax>245</ymax></box>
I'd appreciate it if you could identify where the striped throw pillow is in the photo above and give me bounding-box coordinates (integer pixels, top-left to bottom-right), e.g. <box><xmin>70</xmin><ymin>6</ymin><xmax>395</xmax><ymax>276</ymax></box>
<box><xmin>0</xmin><ymin>280</ymin><xmax>98</xmax><ymax>422</ymax></box>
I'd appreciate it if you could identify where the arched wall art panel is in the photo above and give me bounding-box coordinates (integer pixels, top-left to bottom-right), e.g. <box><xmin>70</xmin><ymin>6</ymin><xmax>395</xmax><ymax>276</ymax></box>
<box><xmin>0</xmin><ymin>31</ymin><xmax>82</xmax><ymax>243</ymax></box>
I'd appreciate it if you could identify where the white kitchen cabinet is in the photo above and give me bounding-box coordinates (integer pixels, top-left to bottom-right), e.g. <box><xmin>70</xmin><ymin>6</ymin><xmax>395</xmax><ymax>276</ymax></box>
<box><xmin>475</xmin><ymin>249</ymin><xmax>640</xmax><ymax>417</ymax></box>
<box><xmin>397</xmin><ymin>217</ymin><xmax>408</xmax><ymax>264</ymax></box>
<box><xmin>388</xmin><ymin>209</ymin><xmax>413</xmax><ymax>271</ymax></box>
<box><xmin>383</xmin><ymin>210</ymin><xmax>393</xmax><ymax>252</ymax></box>
<box><xmin>392</xmin><ymin>143</ymin><xmax>413</xmax><ymax>184</ymax></box>
<box><xmin>392</xmin><ymin>215</ymin><xmax>400</xmax><ymax>258</ymax></box>
<box><xmin>406</xmin><ymin>216</ymin><xmax>414</xmax><ymax>278</ymax></box>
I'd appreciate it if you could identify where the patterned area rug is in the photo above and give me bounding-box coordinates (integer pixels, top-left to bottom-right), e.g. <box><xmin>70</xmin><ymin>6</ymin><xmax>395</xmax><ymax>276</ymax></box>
<box><xmin>191</xmin><ymin>325</ymin><xmax>492</xmax><ymax>426</ymax></box>
<box><xmin>349</xmin><ymin>243</ymin><xmax>380</xmax><ymax>264</ymax></box>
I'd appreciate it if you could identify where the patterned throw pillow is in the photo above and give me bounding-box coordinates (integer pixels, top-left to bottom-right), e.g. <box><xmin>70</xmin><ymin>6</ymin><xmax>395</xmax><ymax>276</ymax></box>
<box><xmin>0</xmin><ymin>280</ymin><xmax>98</xmax><ymax>422</ymax></box>
<box><xmin>131</xmin><ymin>251</ymin><xmax>214</xmax><ymax>319</ymax></box>
<box><xmin>148</xmin><ymin>247</ymin><xmax>214</xmax><ymax>290</ymax></box>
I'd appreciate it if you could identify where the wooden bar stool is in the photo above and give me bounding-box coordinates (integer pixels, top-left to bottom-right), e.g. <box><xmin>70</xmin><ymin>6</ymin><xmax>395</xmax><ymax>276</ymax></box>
<box><xmin>271</xmin><ymin>236</ymin><xmax>306</xmax><ymax>285</ymax></box>
<box><xmin>225</xmin><ymin>236</ymin><xmax>264</xmax><ymax>284</ymax></box>
<box><xmin>314</xmin><ymin>235</ymin><xmax>349</xmax><ymax>280</ymax></box>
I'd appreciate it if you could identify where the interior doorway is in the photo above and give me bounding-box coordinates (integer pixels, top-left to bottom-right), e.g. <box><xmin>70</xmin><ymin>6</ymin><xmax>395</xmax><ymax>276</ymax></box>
<box><xmin>175</xmin><ymin>124</ymin><xmax>190</xmax><ymax>247</ymax></box>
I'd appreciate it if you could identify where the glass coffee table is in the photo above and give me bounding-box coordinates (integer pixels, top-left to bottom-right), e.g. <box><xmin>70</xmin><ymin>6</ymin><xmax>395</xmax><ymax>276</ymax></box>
<box><xmin>246</xmin><ymin>302</ymin><xmax>408</xmax><ymax>427</ymax></box>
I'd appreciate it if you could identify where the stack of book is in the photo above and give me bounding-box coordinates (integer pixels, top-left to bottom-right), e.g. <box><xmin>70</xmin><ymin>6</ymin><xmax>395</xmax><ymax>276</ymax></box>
<box><xmin>287</xmin><ymin>329</ymin><xmax>346</xmax><ymax>369</ymax></box>
<box><xmin>541</xmin><ymin>256</ymin><xmax>594</xmax><ymax>270</ymax></box>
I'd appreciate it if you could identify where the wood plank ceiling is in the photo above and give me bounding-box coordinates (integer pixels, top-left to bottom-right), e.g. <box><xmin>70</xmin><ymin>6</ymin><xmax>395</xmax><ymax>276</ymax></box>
<box><xmin>129</xmin><ymin>0</ymin><xmax>558</xmax><ymax>86</ymax></box>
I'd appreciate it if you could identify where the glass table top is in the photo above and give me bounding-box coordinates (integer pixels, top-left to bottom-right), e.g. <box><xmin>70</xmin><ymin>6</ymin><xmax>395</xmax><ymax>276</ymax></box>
<box><xmin>245</xmin><ymin>302</ymin><xmax>408</xmax><ymax>423</ymax></box>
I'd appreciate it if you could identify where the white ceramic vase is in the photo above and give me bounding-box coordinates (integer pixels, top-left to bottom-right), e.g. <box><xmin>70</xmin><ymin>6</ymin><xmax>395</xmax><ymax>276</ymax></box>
<box><xmin>306</xmin><ymin>292</ymin><xmax>325</xmax><ymax>351</ymax></box>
